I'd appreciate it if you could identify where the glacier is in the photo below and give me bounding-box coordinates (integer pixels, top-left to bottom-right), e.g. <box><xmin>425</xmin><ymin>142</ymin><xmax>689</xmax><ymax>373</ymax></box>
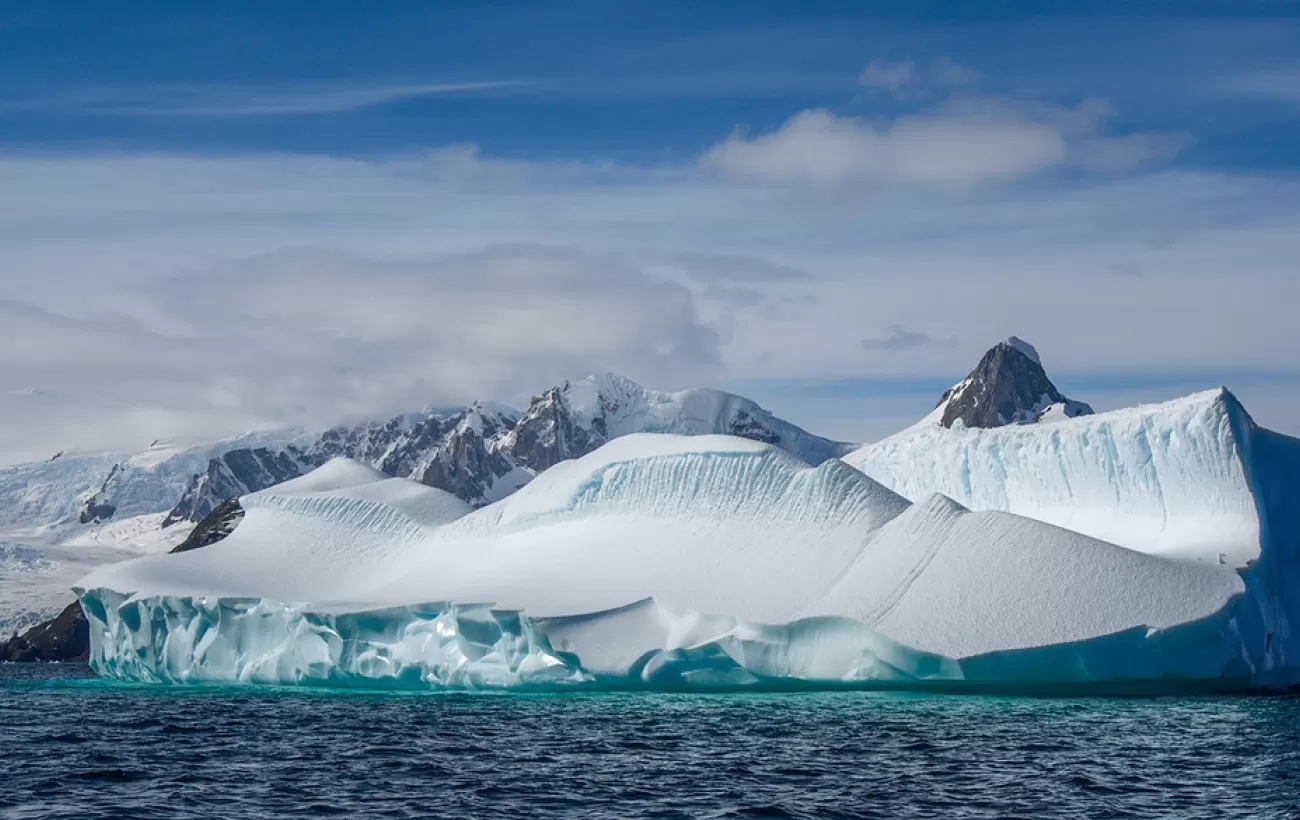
<box><xmin>74</xmin><ymin>388</ymin><xmax>1300</xmax><ymax>691</ymax></box>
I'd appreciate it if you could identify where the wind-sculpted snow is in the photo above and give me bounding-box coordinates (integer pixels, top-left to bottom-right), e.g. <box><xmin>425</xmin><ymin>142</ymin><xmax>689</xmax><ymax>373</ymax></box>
<box><xmin>77</xmin><ymin>429</ymin><xmax>1285</xmax><ymax>692</ymax></box>
<box><xmin>845</xmin><ymin>389</ymin><xmax>1261</xmax><ymax>565</ymax></box>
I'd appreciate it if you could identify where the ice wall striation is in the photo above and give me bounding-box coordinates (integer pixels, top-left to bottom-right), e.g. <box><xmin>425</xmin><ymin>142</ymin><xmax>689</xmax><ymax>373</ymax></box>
<box><xmin>845</xmin><ymin>389</ymin><xmax>1262</xmax><ymax>565</ymax></box>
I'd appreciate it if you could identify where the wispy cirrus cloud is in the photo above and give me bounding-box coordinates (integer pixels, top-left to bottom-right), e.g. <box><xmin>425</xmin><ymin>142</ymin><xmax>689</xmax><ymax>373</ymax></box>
<box><xmin>858</xmin><ymin>58</ymin><xmax>980</xmax><ymax>97</ymax></box>
<box><xmin>1219</xmin><ymin>70</ymin><xmax>1300</xmax><ymax>108</ymax></box>
<box><xmin>4</xmin><ymin>81</ymin><xmax>534</xmax><ymax>118</ymax></box>
<box><xmin>862</xmin><ymin>326</ymin><xmax>955</xmax><ymax>354</ymax></box>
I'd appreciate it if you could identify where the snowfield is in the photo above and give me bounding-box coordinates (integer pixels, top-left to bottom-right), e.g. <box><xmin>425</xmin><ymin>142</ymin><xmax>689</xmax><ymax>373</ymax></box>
<box><xmin>75</xmin><ymin>391</ymin><xmax>1300</xmax><ymax>690</ymax></box>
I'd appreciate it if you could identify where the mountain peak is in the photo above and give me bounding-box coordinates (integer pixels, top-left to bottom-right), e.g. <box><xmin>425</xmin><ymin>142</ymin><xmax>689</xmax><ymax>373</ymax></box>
<box><xmin>1003</xmin><ymin>336</ymin><xmax>1040</xmax><ymax>364</ymax></box>
<box><xmin>936</xmin><ymin>338</ymin><xmax>1092</xmax><ymax>429</ymax></box>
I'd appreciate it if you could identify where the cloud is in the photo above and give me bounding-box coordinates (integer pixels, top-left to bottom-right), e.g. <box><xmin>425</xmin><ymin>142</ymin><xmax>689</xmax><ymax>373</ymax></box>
<box><xmin>0</xmin><ymin>146</ymin><xmax>1297</xmax><ymax>458</ymax></box>
<box><xmin>5</xmin><ymin>82</ymin><xmax>532</xmax><ymax>118</ymax></box>
<box><xmin>0</xmin><ymin>246</ymin><xmax>743</xmax><ymax>462</ymax></box>
<box><xmin>700</xmin><ymin>98</ymin><xmax>1184</xmax><ymax>186</ymax></box>
<box><xmin>929</xmin><ymin>58</ymin><xmax>982</xmax><ymax>87</ymax></box>
<box><xmin>858</xmin><ymin>59</ymin><xmax>980</xmax><ymax>97</ymax></box>
<box><xmin>859</xmin><ymin>61</ymin><xmax>919</xmax><ymax>94</ymax></box>
<box><xmin>861</xmin><ymin>326</ymin><xmax>954</xmax><ymax>353</ymax></box>
<box><xmin>1219</xmin><ymin>70</ymin><xmax>1300</xmax><ymax>108</ymax></box>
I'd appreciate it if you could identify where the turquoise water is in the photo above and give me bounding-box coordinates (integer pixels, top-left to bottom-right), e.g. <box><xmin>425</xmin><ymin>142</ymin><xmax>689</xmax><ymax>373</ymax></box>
<box><xmin>3</xmin><ymin>665</ymin><xmax>1300</xmax><ymax>818</ymax></box>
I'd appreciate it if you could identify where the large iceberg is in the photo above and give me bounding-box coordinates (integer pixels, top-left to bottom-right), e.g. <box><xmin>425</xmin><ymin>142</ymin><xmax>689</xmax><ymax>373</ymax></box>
<box><xmin>75</xmin><ymin>390</ymin><xmax>1300</xmax><ymax>691</ymax></box>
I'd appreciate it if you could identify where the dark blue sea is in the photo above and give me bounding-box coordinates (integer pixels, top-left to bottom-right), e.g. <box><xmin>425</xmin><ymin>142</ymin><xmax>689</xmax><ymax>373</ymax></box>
<box><xmin>3</xmin><ymin>665</ymin><xmax>1300</xmax><ymax>819</ymax></box>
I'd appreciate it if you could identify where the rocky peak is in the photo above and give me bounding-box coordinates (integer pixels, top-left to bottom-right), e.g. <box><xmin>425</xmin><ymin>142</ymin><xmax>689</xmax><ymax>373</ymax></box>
<box><xmin>504</xmin><ymin>381</ymin><xmax>607</xmax><ymax>473</ymax></box>
<box><xmin>937</xmin><ymin>338</ymin><xmax>1093</xmax><ymax>429</ymax></box>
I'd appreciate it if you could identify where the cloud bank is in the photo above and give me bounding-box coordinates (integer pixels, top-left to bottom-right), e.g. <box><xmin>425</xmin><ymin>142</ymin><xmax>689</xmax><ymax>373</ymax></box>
<box><xmin>701</xmin><ymin>99</ymin><xmax>1185</xmax><ymax>186</ymax></box>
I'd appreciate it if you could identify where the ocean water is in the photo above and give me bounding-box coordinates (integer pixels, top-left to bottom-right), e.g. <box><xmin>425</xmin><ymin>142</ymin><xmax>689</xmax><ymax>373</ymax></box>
<box><xmin>3</xmin><ymin>665</ymin><xmax>1300</xmax><ymax>819</ymax></box>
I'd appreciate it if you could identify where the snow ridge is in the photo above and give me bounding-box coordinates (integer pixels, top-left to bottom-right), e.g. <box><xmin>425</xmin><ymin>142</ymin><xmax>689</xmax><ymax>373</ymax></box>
<box><xmin>844</xmin><ymin>388</ymin><xmax>1259</xmax><ymax>565</ymax></box>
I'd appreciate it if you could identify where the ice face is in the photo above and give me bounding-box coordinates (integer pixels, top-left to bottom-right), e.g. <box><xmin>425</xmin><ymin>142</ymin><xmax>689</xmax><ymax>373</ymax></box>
<box><xmin>77</xmin><ymin>418</ymin><xmax>1289</xmax><ymax>691</ymax></box>
<box><xmin>845</xmin><ymin>389</ymin><xmax>1262</xmax><ymax>566</ymax></box>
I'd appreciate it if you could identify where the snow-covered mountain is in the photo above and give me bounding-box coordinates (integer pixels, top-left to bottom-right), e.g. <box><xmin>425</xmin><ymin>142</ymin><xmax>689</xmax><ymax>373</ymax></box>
<box><xmin>927</xmin><ymin>336</ymin><xmax>1092</xmax><ymax>429</ymax></box>
<box><xmin>0</xmin><ymin>373</ymin><xmax>849</xmax><ymax>536</ymax></box>
<box><xmin>0</xmin><ymin>429</ymin><xmax>313</xmax><ymax>536</ymax></box>
<box><xmin>168</xmin><ymin>373</ymin><xmax>850</xmax><ymax>523</ymax></box>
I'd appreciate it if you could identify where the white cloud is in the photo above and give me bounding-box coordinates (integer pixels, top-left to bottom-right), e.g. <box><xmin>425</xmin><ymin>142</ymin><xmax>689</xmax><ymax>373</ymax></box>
<box><xmin>0</xmin><ymin>246</ymin><xmax>736</xmax><ymax>463</ymax></box>
<box><xmin>700</xmin><ymin>98</ymin><xmax>1184</xmax><ymax>186</ymax></box>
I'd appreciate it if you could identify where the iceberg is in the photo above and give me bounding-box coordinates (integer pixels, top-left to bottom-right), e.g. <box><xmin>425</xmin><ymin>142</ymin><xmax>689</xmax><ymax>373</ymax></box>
<box><xmin>75</xmin><ymin>401</ymin><xmax>1300</xmax><ymax>691</ymax></box>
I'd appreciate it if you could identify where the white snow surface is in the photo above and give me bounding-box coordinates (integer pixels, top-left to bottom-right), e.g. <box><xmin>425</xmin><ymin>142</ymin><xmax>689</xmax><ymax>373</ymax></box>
<box><xmin>1005</xmin><ymin>336</ymin><xmax>1041</xmax><ymax>364</ymax></box>
<box><xmin>0</xmin><ymin>429</ymin><xmax>310</xmax><ymax>535</ymax></box>
<box><xmin>844</xmin><ymin>388</ymin><xmax>1261</xmax><ymax>566</ymax></box>
<box><xmin>77</xmin><ymin>435</ymin><xmax>1262</xmax><ymax>690</ymax></box>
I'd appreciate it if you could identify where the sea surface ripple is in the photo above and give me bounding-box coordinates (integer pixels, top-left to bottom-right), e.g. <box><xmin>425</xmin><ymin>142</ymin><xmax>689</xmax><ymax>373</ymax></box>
<box><xmin>3</xmin><ymin>665</ymin><xmax>1300</xmax><ymax>819</ymax></box>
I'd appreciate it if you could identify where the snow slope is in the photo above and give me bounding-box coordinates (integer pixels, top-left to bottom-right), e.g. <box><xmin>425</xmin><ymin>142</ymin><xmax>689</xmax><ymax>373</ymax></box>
<box><xmin>77</xmin><ymin>436</ymin><xmax>1265</xmax><ymax>691</ymax></box>
<box><xmin>844</xmin><ymin>389</ymin><xmax>1262</xmax><ymax>566</ymax></box>
<box><xmin>0</xmin><ymin>430</ymin><xmax>309</xmax><ymax>535</ymax></box>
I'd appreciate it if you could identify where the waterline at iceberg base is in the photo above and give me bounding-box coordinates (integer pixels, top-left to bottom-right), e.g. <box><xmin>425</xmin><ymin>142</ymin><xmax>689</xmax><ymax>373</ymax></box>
<box><xmin>75</xmin><ymin>390</ymin><xmax>1300</xmax><ymax>693</ymax></box>
<box><xmin>78</xmin><ymin>592</ymin><xmax>1265</xmax><ymax>693</ymax></box>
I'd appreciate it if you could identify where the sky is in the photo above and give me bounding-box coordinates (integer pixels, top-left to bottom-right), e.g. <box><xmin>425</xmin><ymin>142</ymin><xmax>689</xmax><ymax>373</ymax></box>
<box><xmin>2</xmin><ymin>1</ymin><xmax>1300</xmax><ymax>463</ymax></box>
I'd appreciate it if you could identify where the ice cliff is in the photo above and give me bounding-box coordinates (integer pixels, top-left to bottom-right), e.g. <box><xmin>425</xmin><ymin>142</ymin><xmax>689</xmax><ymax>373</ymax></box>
<box><xmin>845</xmin><ymin>388</ymin><xmax>1265</xmax><ymax>566</ymax></box>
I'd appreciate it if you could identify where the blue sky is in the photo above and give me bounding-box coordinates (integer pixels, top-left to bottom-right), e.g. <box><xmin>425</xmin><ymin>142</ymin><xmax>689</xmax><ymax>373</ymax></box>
<box><xmin>1</xmin><ymin>2</ymin><xmax>1299</xmax><ymax>459</ymax></box>
<box><xmin>5</xmin><ymin>2</ymin><xmax>1299</xmax><ymax>163</ymax></box>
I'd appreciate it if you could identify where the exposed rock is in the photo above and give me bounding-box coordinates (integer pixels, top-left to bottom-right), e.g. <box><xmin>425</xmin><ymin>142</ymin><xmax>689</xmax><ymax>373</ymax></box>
<box><xmin>415</xmin><ymin>405</ymin><xmax>526</xmax><ymax>504</ymax></box>
<box><xmin>507</xmin><ymin>384</ymin><xmax>605</xmax><ymax>473</ymax></box>
<box><xmin>171</xmin><ymin>498</ymin><xmax>245</xmax><ymax>553</ymax></box>
<box><xmin>164</xmin><ymin>446</ymin><xmax>307</xmax><ymax>526</ymax></box>
<box><xmin>937</xmin><ymin>338</ymin><xmax>1093</xmax><ymax>429</ymax></box>
<box><xmin>0</xmin><ymin>600</ymin><xmax>88</xmax><ymax>662</ymax></box>
<box><xmin>78</xmin><ymin>464</ymin><xmax>121</xmax><ymax>524</ymax></box>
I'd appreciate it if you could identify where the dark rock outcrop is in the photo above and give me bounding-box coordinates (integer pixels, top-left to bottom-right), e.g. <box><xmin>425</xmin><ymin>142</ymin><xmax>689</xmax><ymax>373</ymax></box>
<box><xmin>507</xmin><ymin>385</ymin><xmax>605</xmax><ymax>473</ymax></box>
<box><xmin>78</xmin><ymin>464</ymin><xmax>121</xmax><ymax>524</ymax></box>
<box><xmin>164</xmin><ymin>447</ymin><xmax>306</xmax><ymax>526</ymax></box>
<box><xmin>937</xmin><ymin>338</ymin><xmax>1092</xmax><ymax>429</ymax></box>
<box><xmin>0</xmin><ymin>600</ymin><xmax>88</xmax><ymax>662</ymax></box>
<box><xmin>415</xmin><ymin>407</ymin><xmax>522</xmax><ymax>503</ymax></box>
<box><xmin>171</xmin><ymin>498</ymin><xmax>245</xmax><ymax>553</ymax></box>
